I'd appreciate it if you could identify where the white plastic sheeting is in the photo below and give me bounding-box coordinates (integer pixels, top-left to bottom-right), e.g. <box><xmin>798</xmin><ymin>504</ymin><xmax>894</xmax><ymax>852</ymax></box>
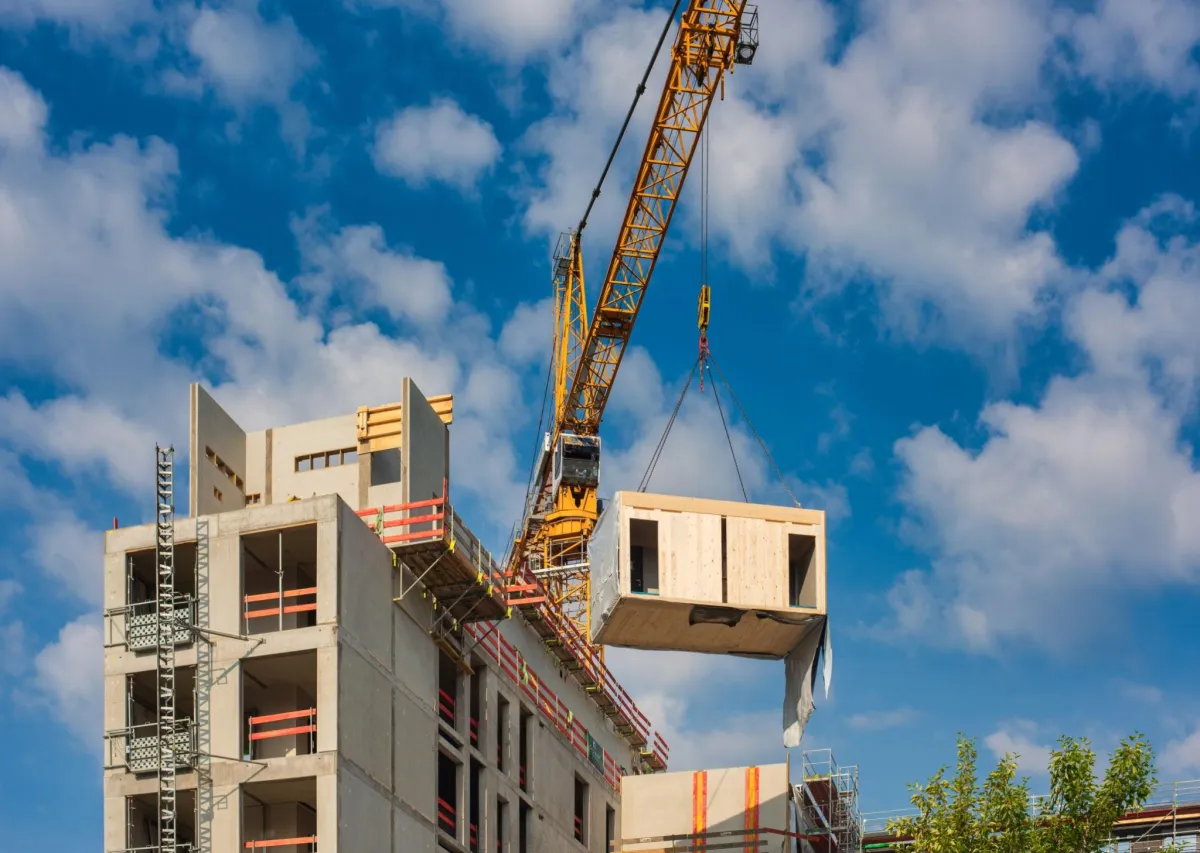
<box><xmin>588</xmin><ymin>501</ymin><xmax>620</xmax><ymax>643</ymax></box>
<box><xmin>782</xmin><ymin>616</ymin><xmax>831</xmax><ymax>748</ymax></box>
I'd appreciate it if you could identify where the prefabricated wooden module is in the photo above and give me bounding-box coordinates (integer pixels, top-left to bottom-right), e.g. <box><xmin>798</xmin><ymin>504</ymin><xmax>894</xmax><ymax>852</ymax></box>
<box><xmin>589</xmin><ymin>492</ymin><xmax>827</xmax><ymax>657</ymax></box>
<box><xmin>618</xmin><ymin>761</ymin><xmax>792</xmax><ymax>853</ymax></box>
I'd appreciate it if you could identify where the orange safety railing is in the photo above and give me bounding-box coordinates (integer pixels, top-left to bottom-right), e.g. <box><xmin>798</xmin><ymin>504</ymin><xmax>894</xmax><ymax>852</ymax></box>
<box><xmin>248</xmin><ymin>709</ymin><xmax>317</xmax><ymax>755</ymax></box>
<box><xmin>244</xmin><ymin>838</ymin><xmax>316</xmax><ymax>850</ymax></box>
<box><xmin>356</xmin><ymin>490</ymin><xmax>539</xmax><ymax>608</ymax></box>
<box><xmin>469</xmin><ymin>821</ymin><xmax>478</xmax><ymax>851</ymax></box>
<box><xmin>462</xmin><ymin>621</ymin><xmax>667</xmax><ymax>793</ymax></box>
<box><xmin>437</xmin><ymin>798</ymin><xmax>456</xmax><ymax>836</ymax></box>
<box><xmin>243</xmin><ymin>587</ymin><xmax>317</xmax><ymax>630</ymax></box>
<box><xmin>437</xmin><ymin>689</ymin><xmax>456</xmax><ymax>727</ymax></box>
<box><xmin>469</xmin><ymin>715</ymin><xmax>479</xmax><ymax>747</ymax></box>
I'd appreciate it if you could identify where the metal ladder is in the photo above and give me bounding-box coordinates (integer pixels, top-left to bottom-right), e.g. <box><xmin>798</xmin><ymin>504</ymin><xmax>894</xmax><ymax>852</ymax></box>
<box><xmin>156</xmin><ymin>446</ymin><xmax>178</xmax><ymax>853</ymax></box>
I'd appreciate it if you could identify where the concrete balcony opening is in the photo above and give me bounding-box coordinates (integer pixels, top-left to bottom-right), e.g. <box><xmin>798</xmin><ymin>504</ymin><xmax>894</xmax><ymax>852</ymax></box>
<box><xmin>106</xmin><ymin>667</ymin><xmax>196</xmax><ymax>774</ymax></box>
<box><xmin>124</xmin><ymin>789</ymin><xmax>197</xmax><ymax>851</ymax></box>
<box><xmin>243</xmin><ymin>651</ymin><xmax>318</xmax><ymax>761</ymax></box>
<box><xmin>242</xmin><ymin>778</ymin><xmax>317</xmax><ymax>851</ymax></box>
<box><xmin>242</xmin><ymin>525</ymin><xmax>318</xmax><ymax>636</ymax></box>
<box><xmin>437</xmin><ymin>751</ymin><xmax>460</xmax><ymax>844</ymax></box>
<box><xmin>107</xmin><ymin>543</ymin><xmax>197</xmax><ymax>652</ymax></box>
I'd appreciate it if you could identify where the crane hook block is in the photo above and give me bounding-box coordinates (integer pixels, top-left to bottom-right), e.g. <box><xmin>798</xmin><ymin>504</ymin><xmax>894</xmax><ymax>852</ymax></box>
<box><xmin>697</xmin><ymin>285</ymin><xmax>711</xmax><ymax>332</ymax></box>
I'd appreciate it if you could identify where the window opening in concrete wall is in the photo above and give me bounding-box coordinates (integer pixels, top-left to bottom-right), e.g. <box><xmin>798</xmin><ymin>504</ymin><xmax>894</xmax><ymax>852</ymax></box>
<box><xmin>519</xmin><ymin>706</ymin><xmax>532</xmax><ymax>792</ymax></box>
<box><xmin>469</xmin><ymin>758</ymin><xmax>483</xmax><ymax>852</ymax></box>
<box><xmin>205</xmin><ymin>444</ymin><xmax>245</xmax><ymax>490</ymax></box>
<box><xmin>497</xmin><ymin>798</ymin><xmax>508</xmax><ymax>853</ymax></box>
<box><xmin>242</xmin><ymin>777</ymin><xmax>317</xmax><ymax>850</ymax></box>
<box><xmin>294</xmin><ymin>447</ymin><xmax>357</xmax><ymax>472</ymax></box>
<box><xmin>606</xmin><ymin>804</ymin><xmax>615</xmax><ymax>853</ymax></box>
<box><xmin>518</xmin><ymin>802</ymin><xmax>530</xmax><ymax>853</ymax></box>
<box><xmin>118</xmin><ymin>544</ymin><xmax>197</xmax><ymax>652</ymax></box>
<box><xmin>241</xmin><ymin>525</ymin><xmax>318</xmax><ymax>635</ymax></box>
<box><xmin>497</xmin><ymin>694</ymin><xmax>510</xmax><ymax>770</ymax></box>
<box><xmin>629</xmin><ymin>519</ymin><xmax>659</xmax><ymax>594</ymax></box>
<box><xmin>788</xmin><ymin>533</ymin><xmax>818</xmax><ymax>608</ymax></box>
<box><xmin>437</xmin><ymin>751</ymin><xmax>460</xmax><ymax>841</ymax></box>
<box><xmin>126</xmin><ymin>790</ymin><xmax>197</xmax><ymax>850</ymax></box>
<box><xmin>112</xmin><ymin>667</ymin><xmax>196</xmax><ymax>774</ymax></box>
<box><xmin>438</xmin><ymin>650</ymin><xmax>461</xmax><ymax>744</ymax></box>
<box><xmin>469</xmin><ymin>665</ymin><xmax>483</xmax><ymax>748</ymax></box>
<box><xmin>242</xmin><ymin>650</ymin><xmax>318</xmax><ymax>761</ymax></box>
<box><xmin>574</xmin><ymin>775</ymin><xmax>589</xmax><ymax>845</ymax></box>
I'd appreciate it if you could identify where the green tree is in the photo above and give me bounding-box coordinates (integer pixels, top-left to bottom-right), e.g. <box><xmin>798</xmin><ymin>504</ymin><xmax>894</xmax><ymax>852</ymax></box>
<box><xmin>886</xmin><ymin>732</ymin><xmax>1178</xmax><ymax>853</ymax></box>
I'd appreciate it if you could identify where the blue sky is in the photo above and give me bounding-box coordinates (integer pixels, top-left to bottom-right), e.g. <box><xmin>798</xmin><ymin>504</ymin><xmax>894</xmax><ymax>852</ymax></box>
<box><xmin>2</xmin><ymin>0</ymin><xmax>1200</xmax><ymax>847</ymax></box>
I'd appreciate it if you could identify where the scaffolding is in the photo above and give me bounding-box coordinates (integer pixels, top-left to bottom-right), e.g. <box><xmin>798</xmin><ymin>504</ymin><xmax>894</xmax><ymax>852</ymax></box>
<box><xmin>796</xmin><ymin>749</ymin><xmax>862</xmax><ymax>853</ymax></box>
<box><xmin>156</xmin><ymin>446</ymin><xmax>179</xmax><ymax>853</ymax></box>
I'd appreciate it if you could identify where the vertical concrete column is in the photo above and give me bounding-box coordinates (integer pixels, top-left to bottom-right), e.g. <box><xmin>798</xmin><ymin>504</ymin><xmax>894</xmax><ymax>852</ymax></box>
<box><xmin>209</xmin><ymin>533</ymin><xmax>243</xmax><ymax>638</ymax></box>
<box><xmin>316</xmin><ymin>517</ymin><xmax>338</xmax><ymax>626</ymax></box>
<box><xmin>211</xmin><ymin>783</ymin><xmax>243</xmax><ymax>851</ymax></box>
<box><xmin>318</xmin><ymin>774</ymin><xmax>339</xmax><ymax>853</ymax></box>
<box><xmin>317</xmin><ymin>645</ymin><xmax>338</xmax><ymax>754</ymax></box>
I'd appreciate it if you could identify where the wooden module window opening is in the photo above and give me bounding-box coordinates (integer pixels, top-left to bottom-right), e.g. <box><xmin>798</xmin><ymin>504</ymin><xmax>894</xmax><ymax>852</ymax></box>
<box><xmin>573</xmin><ymin>775</ymin><xmax>589</xmax><ymax>845</ymax></box>
<box><xmin>628</xmin><ymin>518</ymin><xmax>659</xmax><ymax>595</ymax></box>
<box><xmin>205</xmin><ymin>445</ymin><xmax>244</xmax><ymax>490</ymax></box>
<box><xmin>245</xmin><ymin>493</ymin><xmax>262</xmax><ymax>506</ymax></box>
<box><xmin>788</xmin><ymin>533</ymin><xmax>818</xmax><ymax>609</ymax></box>
<box><xmin>469</xmin><ymin>759</ymin><xmax>483</xmax><ymax>852</ymax></box>
<box><xmin>497</xmin><ymin>798</ymin><xmax>508</xmax><ymax>853</ymax></box>
<box><xmin>496</xmin><ymin>694</ymin><xmax>510</xmax><ymax>770</ymax></box>
<box><xmin>518</xmin><ymin>707</ymin><xmax>532</xmax><ymax>792</ymax></box>
<box><xmin>294</xmin><ymin>447</ymin><xmax>358</xmax><ymax>473</ymax></box>
<box><xmin>518</xmin><ymin>802</ymin><xmax>530</xmax><ymax>853</ymax></box>
<box><xmin>437</xmin><ymin>752</ymin><xmax>460</xmax><ymax>841</ymax></box>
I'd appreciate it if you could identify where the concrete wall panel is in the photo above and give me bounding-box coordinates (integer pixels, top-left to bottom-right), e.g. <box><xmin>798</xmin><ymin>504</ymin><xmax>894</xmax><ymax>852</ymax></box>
<box><xmin>337</xmin><ymin>501</ymin><xmax>392</xmax><ymax>667</ymax></box>
<box><xmin>401</xmin><ymin>378</ymin><xmax>447</xmax><ymax>526</ymax></box>
<box><xmin>270</xmin><ymin>414</ymin><xmax>358</xmax><ymax>507</ymax></box>
<box><xmin>394</xmin><ymin>804</ymin><xmax>435</xmax><ymax>853</ymax></box>
<box><xmin>190</xmin><ymin>383</ymin><xmax>248</xmax><ymax>517</ymax></box>
<box><xmin>339</xmin><ymin>644</ymin><xmax>393</xmax><ymax>790</ymax></box>
<box><xmin>339</xmin><ymin>767</ymin><xmax>392</xmax><ymax>853</ymax></box>
<box><xmin>393</xmin><ymin>686</ymin><xmax>436</xmax><ymax>821</ymax></box>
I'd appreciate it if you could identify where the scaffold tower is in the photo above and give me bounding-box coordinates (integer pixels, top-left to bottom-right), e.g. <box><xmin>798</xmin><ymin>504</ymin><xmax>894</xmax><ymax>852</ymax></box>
<box><xmin>156</xmin><ymin>446</ymin><xmax>178</xmax><ymax>853</ymax></box>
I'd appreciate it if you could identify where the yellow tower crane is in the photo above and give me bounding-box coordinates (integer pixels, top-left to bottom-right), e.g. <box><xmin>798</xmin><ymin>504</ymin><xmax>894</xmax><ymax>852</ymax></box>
<box><xmin>506</xmin><ymin>1</ymin><xmax>761</xmax><ymax>654</ymax></box>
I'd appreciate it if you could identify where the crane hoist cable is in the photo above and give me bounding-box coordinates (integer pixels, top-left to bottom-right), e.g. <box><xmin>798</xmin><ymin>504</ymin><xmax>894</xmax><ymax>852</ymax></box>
<box><xmin>638</xmin><ymin>348</ymin><xmax>801</xmax><ymax>509</ymax></box>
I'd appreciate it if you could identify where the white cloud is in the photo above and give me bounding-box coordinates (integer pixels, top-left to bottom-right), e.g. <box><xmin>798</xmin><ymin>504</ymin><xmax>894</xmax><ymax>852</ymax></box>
<box><xmin>883</xmin><ymin>196</ymin><xmax>1200</xmax><ymax>653</ymax></box>
<box><xmin>848</xmin><ymin>707</ymin><xmax>919</xmax><ymax>731</ymax></box>
<box><xmin>294</xmin><ymin>210</ymin><xmax>456</xmax><ymax>326</ymax></box>
<box><xmin>356</xmin><ymin>0</ymin><xmax>592</xmax><ymax>62</ymax></box>
<box><xmin>32</xmin><ymin>614</ymin><xmax>102</xmax><ymax>749</ymax></box>
<box><xmin>1069</xmin><ymin>0</ymin><xmax>1200</xmax><ymax>96</ymax></box>
<box><xmin>985</xmin><ymin>720</ymin><xmax>1052</xmax><ymax>775</ymax></box>
<box><xmin>182</xmin><ymin>5</ymin><xmax>316</xmax><ymax>106</ymax></box>
<box><xmin>1163</xmin><ymin>726</ymin><xmax>1200</xmax><ymax>777</ymax></box>
<box><xmin>374</xmin><ymin>98</ymin><xmax>501</xmax><ymax>190</ymax></box>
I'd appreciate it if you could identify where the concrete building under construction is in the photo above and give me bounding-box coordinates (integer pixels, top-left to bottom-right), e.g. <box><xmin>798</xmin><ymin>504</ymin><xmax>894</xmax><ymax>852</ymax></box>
<box><xmin>102</xmin><ymin>380</ymin><xmax>668</xmax><ymax>852</ymax></box>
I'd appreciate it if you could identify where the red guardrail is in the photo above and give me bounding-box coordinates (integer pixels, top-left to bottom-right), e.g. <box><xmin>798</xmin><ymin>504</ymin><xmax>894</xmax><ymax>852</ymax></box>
<box><xmin>248</xmin><ymin>708</ymin><xmax>317</xmax><ymax>745</ymax></box>
<box><xmin>437</xmin><ymin>798</ymin><xmax>456</xmax><ymax>836</ymax></box>
<box><xmin>243</xmin><ymin>588</ymin><xmax>317</xmax><ymax>624</ymax></box>
<box><xmin>244</xmin><ymin>838</ymin><xmax>317</xmax><ymax>850</ymax></box>
<box><xmin>437</xmin><ymin>689</ymin><xmax>455</xmax><ymax>727</ymax></box>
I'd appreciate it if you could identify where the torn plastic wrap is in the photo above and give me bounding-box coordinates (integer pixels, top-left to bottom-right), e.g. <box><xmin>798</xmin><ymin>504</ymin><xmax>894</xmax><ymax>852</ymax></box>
<box><xmin>782</xmin><ymin>615</ymin><xmax>829</xmax><ymax>748</ymax></box>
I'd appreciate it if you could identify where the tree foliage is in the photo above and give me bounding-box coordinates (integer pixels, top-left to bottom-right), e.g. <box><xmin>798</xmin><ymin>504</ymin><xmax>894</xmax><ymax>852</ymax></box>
<box><xmin>886</xmin><ymin>732</ymin><xmax>1177</xmax><ymax>853</ymax></box>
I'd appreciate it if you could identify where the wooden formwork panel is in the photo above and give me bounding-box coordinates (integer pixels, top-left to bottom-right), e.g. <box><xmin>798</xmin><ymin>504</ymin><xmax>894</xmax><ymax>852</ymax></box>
<box><xmin>590</xmin><ymin>492</ymin><xmax>827</xmax><ymax>657</ymax></box>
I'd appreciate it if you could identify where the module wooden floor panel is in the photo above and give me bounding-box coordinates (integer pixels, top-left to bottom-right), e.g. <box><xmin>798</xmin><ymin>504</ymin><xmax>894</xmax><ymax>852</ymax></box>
<box><xmin>593</xmin><ymin>594</ymin><xmax>822</xmax><ymax>657</ymax></box>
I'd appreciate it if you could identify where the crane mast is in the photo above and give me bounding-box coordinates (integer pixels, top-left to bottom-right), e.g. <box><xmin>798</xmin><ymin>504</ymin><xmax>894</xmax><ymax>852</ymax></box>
<box><xmin>509</xmin><ymin>1</ymin><xmax>760</xmax><ymax>650</ymax></box>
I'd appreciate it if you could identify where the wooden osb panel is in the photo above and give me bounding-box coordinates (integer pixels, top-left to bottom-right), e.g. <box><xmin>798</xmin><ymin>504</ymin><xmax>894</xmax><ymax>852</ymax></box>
<box><xmin>725</xmin><ymin>516</ymin><xmax>787</xmax><ymax>609</ymax></box>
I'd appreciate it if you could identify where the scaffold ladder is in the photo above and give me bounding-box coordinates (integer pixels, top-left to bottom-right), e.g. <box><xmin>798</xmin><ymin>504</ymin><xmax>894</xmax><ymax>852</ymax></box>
<box><xmin>156</xmin><ymin>446</ymin><xmax>178</xmax><ymax>853</ymax></box>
